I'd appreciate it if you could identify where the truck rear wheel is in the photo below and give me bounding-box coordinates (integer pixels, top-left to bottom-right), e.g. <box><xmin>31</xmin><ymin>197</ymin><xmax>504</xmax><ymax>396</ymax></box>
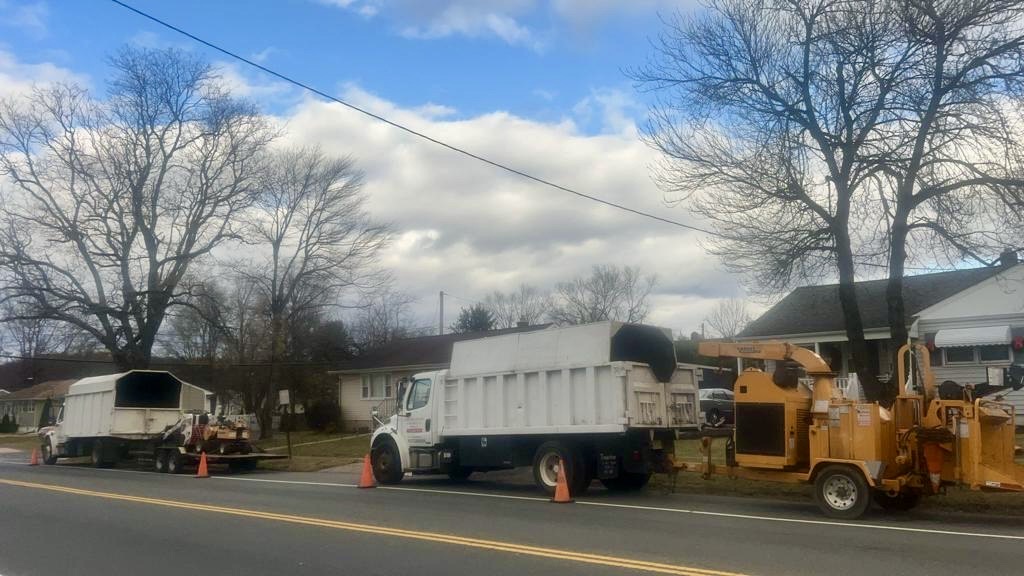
<box><xmin>532</xmin><ymin>441</ymin><xmax>588</xmax><ymax>496</ymax></box>
<box><xmin>371</xmin><ymin>440</ymin><xmax>404</xmax><ymax>485</ymax></box>
<box><xmin>814</xmin><ymin>465</ymin><xmax>870</xmax><ymax>519</ymax></box>
<box><xmin>91</xmin><ymin>440</ymin><xmax>115</xmax><ymax>469</ymax></box>
<box><xmin>154</xmin><ymin>451</ymin><xmax>168</xmax><ymax>473</ymax></box>
<box><xmin>166</xmin><ymin>451</ymin><xmax>184</xmax><ymax>474</ymax></box>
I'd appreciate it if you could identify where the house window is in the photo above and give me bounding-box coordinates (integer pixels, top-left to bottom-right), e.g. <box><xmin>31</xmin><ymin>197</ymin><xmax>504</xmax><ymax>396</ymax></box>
<box><xmin>978</xmin><ymin>345</ymin><xmax>1011</xmax><ymax>363</ymax></box>
<box><xmin>930</xmin><ymin>348</ymin><xmax>943</xmax><ymax>367</ymax></box>
<box><xmin>361</xmin><ymin>374</ymin><xmax>392</xmax><ymax>399</ymax></box>
<box><xmin>944</xmin><ymin>347</ymin><xmax>975</xmax><ymax>364</ymax></box>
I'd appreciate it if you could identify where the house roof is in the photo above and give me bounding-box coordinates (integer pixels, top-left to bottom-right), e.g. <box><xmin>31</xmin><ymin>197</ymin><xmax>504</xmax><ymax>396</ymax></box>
<box><xmin>335</xmin><ymin>324</ymin><xmax>551</xmax><ymax>373</ymax></box>
<box><xmin>0</xmin><ymin>379</ymin><xmax>75</xmax><ymax>401</ymax></box>
<box><xmin>739</xmin><ymin>266</ymin><xmax>1003</xmax><ymax>339</ymax></box>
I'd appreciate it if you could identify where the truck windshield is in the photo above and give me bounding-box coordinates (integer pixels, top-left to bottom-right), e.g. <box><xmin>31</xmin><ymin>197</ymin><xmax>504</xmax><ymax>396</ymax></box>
<box><xmin>407</xmin><ymin>378</ymin><xmax>431</xmax><ymax>411</ymax></box>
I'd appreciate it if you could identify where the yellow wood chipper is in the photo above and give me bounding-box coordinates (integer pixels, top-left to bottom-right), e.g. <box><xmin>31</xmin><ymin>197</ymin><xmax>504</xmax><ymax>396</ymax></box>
<box><xmin>683</xmin><ymin>341</ymin><xmax>1024</xmax><ymax>518</ymax></box>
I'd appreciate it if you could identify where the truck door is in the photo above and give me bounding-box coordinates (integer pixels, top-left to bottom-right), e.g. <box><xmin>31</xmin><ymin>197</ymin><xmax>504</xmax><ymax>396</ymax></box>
<box><xmin>400</xmin><ymin>377</ymin><xmax>436</xmax><ymax>448</ymax></box>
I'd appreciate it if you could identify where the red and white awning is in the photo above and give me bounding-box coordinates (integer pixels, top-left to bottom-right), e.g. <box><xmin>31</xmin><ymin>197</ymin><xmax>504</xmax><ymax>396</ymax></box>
<box><xmin>934</xmin><ymin>326</ymin><xmax>1012</xmax><ymax>348</ymax></box>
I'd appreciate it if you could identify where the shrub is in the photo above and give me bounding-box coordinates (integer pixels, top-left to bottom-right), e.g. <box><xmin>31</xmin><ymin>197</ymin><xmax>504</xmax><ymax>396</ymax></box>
<box><xmin>305</xmin><ymin>399</ymin><xmax>342</xmax><ymax>432</ymax></box>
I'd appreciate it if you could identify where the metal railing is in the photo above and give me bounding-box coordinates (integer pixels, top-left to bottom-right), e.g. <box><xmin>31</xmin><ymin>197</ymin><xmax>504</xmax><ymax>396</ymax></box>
<box><xmin>371</xmin><ymin>398</ymin><xmax>398</xmax><ymax>429</ymax></box>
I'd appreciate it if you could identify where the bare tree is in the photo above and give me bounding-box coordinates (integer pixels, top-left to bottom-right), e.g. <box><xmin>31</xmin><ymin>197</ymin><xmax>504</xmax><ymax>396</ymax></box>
<box><xmin>875</xmin><ymin>1</ymin><xmax>1024</xmax><ymax>353</ymax></box>
<box><xmin>242</xmin><ymin>146</ymin><xmax>388</xmax><ymax>436</ymax></box>
<box><xmin>349</xmin><ymin>288</ymin><xmax>422</xmax><ymax>352</ymax></box>
<box><xmin>635</xmin><ymin>1</ymin><xmax>1024</xmax><ymax>397</ymax></box>
<box><xmin>484</xmin><ymin>284</ymin><xmax>552</xmax><ymax>328</ymax></box>
<box><xmin>704</xmin><ymin>298</ymin><xmax>752</xmax><ymax>339</ymax></box>
<box><xmin>549</xmin><ymin>265</ymin><xmax>655</xmax><ymax>325</ymax></box>
<box><xmin>161</xmin><ymin>280</ymin><xmax>228</xmax><ymax>363</ymax></box>
<box><xmin>0</xmin><ymin>47</ymin><xmax>273</xmax><ymax>369</ymax></box>
<box><xmin>633</xmin><ymin>0</ymin><xmax>912</xmax><ymax>394</ymax></box>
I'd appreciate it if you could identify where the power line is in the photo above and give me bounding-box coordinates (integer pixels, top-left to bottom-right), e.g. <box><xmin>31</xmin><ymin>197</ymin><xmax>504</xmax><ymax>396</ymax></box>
<box><xmin>108</xmin><ymin>0</ymin><xmax>712</xmax><ymax>235</ymax></box>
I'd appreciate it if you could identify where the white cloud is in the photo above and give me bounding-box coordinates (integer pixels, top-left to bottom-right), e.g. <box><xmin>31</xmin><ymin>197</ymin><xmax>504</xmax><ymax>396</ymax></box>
<box><xmin>273</xmin><ymin>85</ymin><xmax>742</xmax><ymax>333</ymax></box>
<box><xmin>572</xmin><ymin>87</ymin><xmax>643</xmax><ymax>136</ymax></box>
<box><xmin>0</xmin><ymin>0</ymin><xmax>48</xmax><ymax>37</ymax></box>
<box><xmin>0</xmin><ymin>49</ymin><xmax>88</xmax><ymax>98</ymax></box>
<box><xmin>212</xmin><ymin>61</ymin><xmax>296</xmax><ymax>102</ymax></box>
<box><xmin>250</xmin><ymin>46</ymin><xmax>279</xmax><ymax>64</ymax></box>
<box><xmin>321</xmin><ymin>0</ymin><xmax>547</xmax><ymax>50</ymax></box>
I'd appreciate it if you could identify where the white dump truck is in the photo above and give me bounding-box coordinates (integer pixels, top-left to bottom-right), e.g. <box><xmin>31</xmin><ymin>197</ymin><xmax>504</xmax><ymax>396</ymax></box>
<box><xmin>39</xmin><ymin>370</ymin><xmax>284</xmax><ymax>472</ymax></box>
<box><xmin>369</xmin><ymin>322</ymin><xmax>700</xmax><ymax>494</ymax></box>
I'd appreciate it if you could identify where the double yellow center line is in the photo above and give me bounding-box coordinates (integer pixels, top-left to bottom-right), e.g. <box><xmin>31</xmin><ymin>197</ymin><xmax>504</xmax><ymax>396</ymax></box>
<box><xmin>0</xmin><ymin>478</ymin><xmax>747</xmax><ymax>576</ymax></box>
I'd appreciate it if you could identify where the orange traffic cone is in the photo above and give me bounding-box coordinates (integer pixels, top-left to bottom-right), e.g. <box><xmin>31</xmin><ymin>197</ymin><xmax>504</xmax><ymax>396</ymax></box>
<box><xmin>29</xmin><ymin>447</ymin><xmax>39</xmax><ymax>466</ymax></box>
<box><xmin>195</xmin><ymin>451</ymin><xmax>210</xmax><ymax>478</ymax></box>
<box><xmin>552</xmin><ymin>458</ymin><xmax>573</xmax><ymax>503</ymax></box>
<box><xmin>358</xmin><ymin>454</ymin><xmax>376</xmax><ymax>489</ymax></box>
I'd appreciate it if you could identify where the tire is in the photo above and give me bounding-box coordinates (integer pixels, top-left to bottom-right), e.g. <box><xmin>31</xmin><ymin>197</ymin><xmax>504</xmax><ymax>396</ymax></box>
<box><xmin>154</xmin><ymin>451</ymin><xmax>168</xmax><ymax>473</ymax></box>
<box><xmin>447</xmin><ymin>466</ymin><xmax>474</xmax><ymax>482</ymax></box>
<box><xmin>91</xmin><ymin>440</ymin><xmax>114</xmax><ymax>469</ymax></box>
<box><xmin>600</xmin><ymin>472</ymin><xmax>651</xmax><ymax>492</ymax></box>
<box><xmin>371</xmin><ymin>440</ymin><xmax>404</xmax><ymax>485</ymax></box>
<box><xmin>570</xmin><ymin>449</ymin><xmax>592</xmax><ymax>496</ymax></box>
<box><xmin>814</xmin><ymin>465</ymin><xmax>871</xmax><ymax>519</ymax></box>
<box><xmin>707</xmin><ymin>408</ymin><xmax>722</xmax><ymax>427</ymax></box>
<box><xmin>532</xmin><ymin>441</ymin><xmax>585</xmax><ymax>496</ymax></box>
<box><xmin>166</xmin><ymin>451</ymin><xmax>184</xmax><ymax>475</ymax></box>
<box><xmin>41</xmin><ymin>440</ymin><xmax>58</xmax><ymax>465</ymax></box>
<box><xmin>873</xmin><ymin>490</ymin><xmax>921</xmax><ymax>512</ymax></box>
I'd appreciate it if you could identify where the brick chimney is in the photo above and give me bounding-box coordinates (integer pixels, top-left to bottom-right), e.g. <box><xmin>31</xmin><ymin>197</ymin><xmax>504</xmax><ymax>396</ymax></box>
<box><xmin>999</xmin><ymin>249</ymin><xmax>1019</xmax><ymax>267</ymax></box>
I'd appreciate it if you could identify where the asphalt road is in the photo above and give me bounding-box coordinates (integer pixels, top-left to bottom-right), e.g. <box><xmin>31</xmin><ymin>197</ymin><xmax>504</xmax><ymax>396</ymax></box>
<box><xmin>2</xmin><ymin>455</ymin><xmax>1024</xmax><ymax>576</ymax></box>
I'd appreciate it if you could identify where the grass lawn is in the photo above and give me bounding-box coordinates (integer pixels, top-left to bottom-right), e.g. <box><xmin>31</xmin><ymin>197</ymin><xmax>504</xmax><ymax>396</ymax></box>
<box><xmin>253</xmin><ymin>430</ymin><xmax>370</xmax><ymax>472</ymax></box>
<box><xmin>0</xmin><ymin>434</ymin><xmax>41</xmax><ymax>452</ymax></box>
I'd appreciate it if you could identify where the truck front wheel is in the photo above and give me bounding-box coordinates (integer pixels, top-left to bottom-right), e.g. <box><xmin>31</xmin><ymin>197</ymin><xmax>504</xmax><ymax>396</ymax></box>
<box><xmin>814</xmin><ymin>465</ymin><xmax>870</xmax><ymax>519</ymax></box>
<box><xmin>41</xmin><ymin>439</ymin><xmax>58</xmax><ymax>465</ymax></box>
<box><xmin>371</xmin><ymin>440</ymin><xmax>404</xmax><ymax>485</ymax></box>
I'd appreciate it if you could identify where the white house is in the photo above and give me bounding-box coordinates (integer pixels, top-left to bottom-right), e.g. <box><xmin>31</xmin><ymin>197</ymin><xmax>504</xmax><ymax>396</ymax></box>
<box><xmin>738</xmin><ymin>253</ymin><xmax>1023</xmax><ymax>420</ymax></box>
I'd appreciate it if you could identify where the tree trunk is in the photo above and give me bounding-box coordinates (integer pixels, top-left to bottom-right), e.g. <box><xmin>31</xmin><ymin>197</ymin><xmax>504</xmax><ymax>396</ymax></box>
<box><xmin>884</xmin><ymin>216</ymin><xmax>911</xmax><ymax>403</ymax></box>
<box><xmin>835</xmin><ymin>228</ymin><xmax>880</xmax><ymax>400</ymax></box>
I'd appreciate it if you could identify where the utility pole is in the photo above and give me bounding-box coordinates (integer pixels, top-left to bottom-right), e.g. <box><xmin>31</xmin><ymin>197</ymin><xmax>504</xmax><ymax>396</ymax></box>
<box><xmin>439</xmin><ymin>291</ymin><xmax>444</xmax><ymax>336</ymax></box>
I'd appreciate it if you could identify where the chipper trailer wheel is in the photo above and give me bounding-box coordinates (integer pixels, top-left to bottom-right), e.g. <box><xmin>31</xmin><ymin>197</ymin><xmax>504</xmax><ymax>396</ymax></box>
<box><xmin>814</xmin><ymin>465</ymin><xmax>871</xmax><ymax>519</ymax></box>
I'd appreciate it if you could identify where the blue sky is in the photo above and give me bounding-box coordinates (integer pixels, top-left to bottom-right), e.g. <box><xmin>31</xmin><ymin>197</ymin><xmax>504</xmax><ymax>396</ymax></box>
<box><xmin>3</xmin><ymin>0</ymin><xmax>682</xmax><ymax>133</ymax></box>
<box><xmin>0</xmin><ymin>0</ymin><xmax>741</xmax><ymax>335</ymax></box>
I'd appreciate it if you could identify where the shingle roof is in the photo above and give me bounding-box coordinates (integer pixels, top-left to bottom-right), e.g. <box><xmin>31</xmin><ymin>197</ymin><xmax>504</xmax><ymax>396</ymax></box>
<box><xmin>1</xmin><ymin>379</ymin><xmax>75</xmax><ymax>401</ymax></box>
<box><xmin>337</xmin><ymin>324</ymin><xmax>551</xmax><ymax>372</ymax></box>
<box><xmin>739</xmin><ymin>267</ymin><xmax>1003</xmax><ymax>338</ymax></box>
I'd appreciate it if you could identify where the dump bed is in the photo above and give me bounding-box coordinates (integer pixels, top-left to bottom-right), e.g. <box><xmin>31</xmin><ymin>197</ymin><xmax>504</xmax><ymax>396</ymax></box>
<box><xmin>438</xmin><ymin>322</ymin><xmax>699</xmax><ymax>436</ymax></box>
<box><xmin>62</xmin><ymin>371</ymin><xmax>209</xmax><ymax>439</ymax></box>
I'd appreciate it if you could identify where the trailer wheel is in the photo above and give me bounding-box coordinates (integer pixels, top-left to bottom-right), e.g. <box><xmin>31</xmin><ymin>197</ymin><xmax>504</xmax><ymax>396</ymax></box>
<box><xmin>814</xmin><ymin>465</ymin><xmax>870</xmax><ymax>519</ymax></box>
<box><xmin>873</xmin><ymin>490</ymin><xmax>921</xmax><ymax>512</ymax></box>
<box><xmin>532</xmin><ymin>441</ymin><xmax>585</xmax><ymax>496</ymax></box>
<box><xmin>41</xmin><ymin>439</ymin><xmax>58</xmax><ymax>465</ymax></box>
<box><xmin>154</xmin><ymin>451</ymin><xmax>168</xmax><ymax>473</ymax></box>
<box><xmin>371</xmin><ymin>440</ymin><xmax>404</xmax><ymax>485</ymax></box>
<box><xmin>166</xmin><ymin>451</ymin><xmax>184</xmax><ymax>474</ymax></box>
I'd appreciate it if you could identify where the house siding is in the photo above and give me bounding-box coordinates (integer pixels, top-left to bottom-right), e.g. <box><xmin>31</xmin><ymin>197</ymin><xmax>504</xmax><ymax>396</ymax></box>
<box><xmin>336</xmin><ymin>369</ymin><xmax>425</xmax><ymax>432</ymax></box>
